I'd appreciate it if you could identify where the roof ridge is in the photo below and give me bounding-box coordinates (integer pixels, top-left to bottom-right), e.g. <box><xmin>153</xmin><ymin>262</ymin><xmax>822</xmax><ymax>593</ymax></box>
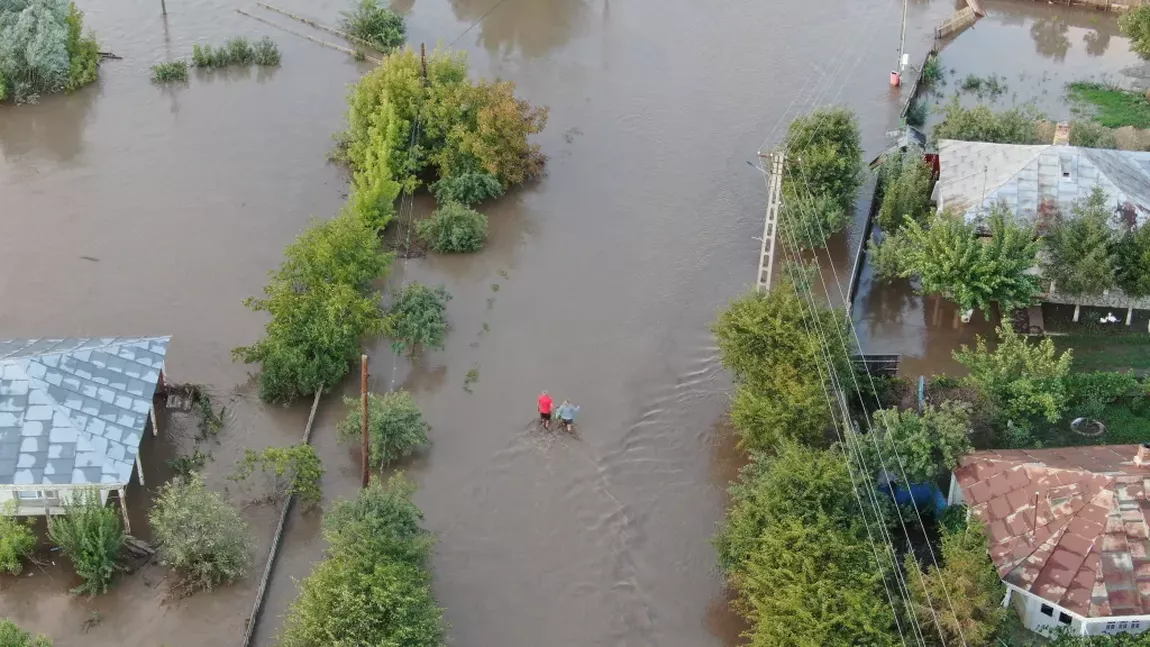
<box><xmin>0</xmin><ymin>336</ymin><xmax>172</xmax><ymax>361</ymax></box>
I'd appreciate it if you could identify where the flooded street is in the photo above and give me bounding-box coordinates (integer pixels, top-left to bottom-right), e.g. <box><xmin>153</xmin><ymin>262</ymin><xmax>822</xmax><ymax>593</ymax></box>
<box><xmin>0</xmin><ymin>0</ymin><xmax>994</xmax><ymax>644</ymax></box>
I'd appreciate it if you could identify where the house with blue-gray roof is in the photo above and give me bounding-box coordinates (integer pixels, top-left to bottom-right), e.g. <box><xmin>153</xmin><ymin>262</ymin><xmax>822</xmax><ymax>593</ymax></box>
<box><xmin>0</xmin><ymin>336</ymin><xmax>169</xmax><ymax>530</ymax></box>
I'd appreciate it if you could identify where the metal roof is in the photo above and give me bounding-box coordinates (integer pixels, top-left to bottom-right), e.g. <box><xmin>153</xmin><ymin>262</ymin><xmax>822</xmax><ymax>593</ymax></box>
<box><xmin>0</xmin><ymin>337</ymin><xmax>169</xmax><ymax>489</ymax></box>
<box><xmin>955</xmin><ymin>446</ymin><xmax>1150</xmax><ymax>618</ymax></box>
<box><xmin>937</xmin><ymin>140</ymin><xmax>1150</xmax><ymax>228</ymax></box>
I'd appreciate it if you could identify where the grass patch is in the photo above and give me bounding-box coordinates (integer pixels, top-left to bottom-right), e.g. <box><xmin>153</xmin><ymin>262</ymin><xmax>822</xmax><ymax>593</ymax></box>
<box><xmin>151</xmin><ymin>60</ymin><xmax>189</xmax><ymax>84</ymax></box>
<box><xmin>1043</xmin><ymin>398</ymin><xmax>1150</xmax><ymax>447</ymax></box>
<box><xmin>1067</xmin><ymin>81</ymin><xmax>1150</xmax><ymax>128</ymax></box>
<box><xmin>1051</xmin><ymin>334</ymin><xmax>1150</xmax><ymax>373</ymax></box>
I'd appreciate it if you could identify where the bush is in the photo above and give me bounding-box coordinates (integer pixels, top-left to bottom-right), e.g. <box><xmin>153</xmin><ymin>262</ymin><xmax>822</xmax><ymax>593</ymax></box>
<box><xmin>0</xmin><ymin>504</ymin><xmax>36</xmax><ymax>575</ymax></box>
<box><xmin>0</xmin><ymin>619</ymin><xmax>52</xmax><ymax>647</ymax></box>
<box><xmin>431</xmin><ymin>171</ymin><xmax>503</xmax><ymax>206</ymax></box>
<box><xmin>150</xmin><ymin>60</ymin><xmax>188</xmax><ymax>84</ymax></box>
<box><xmin>278</xmin><ymin>475</ymin><xmax>445</xmax><ymax>647</ymax></box>
<box><xmin>233</xmin><ymin>213</ymin><xmax>390</xmax><ymax>403</ymax></box>
<box><xmin>1065</xmin><ymin>371</ymin><xmax>1138</xmax><ymax>421</ymax></box>
<box><xmin>340</xmin><ymin>0</ymin><xmax>405</xmax><ymax>51</ymax></box>
<box><xmin>227</xmin><ymin>37</ymin><xmax>253</xmax><ymax>65</ymax></box>
<box><xmin>417</xmin><ymin>202</ymin><xmax>488</xmax><ymax>253</ymax></box>
<box><xmin>384</xmin><ymin>282</ymin><xmax>452</xmax><ymax>356</ymax></box>
<box><xmin>905</xmin><ymin>99</ymin><xmax>927</xmax><ymax>127</ymax></box>
<box><xmin>0</xmin><ymin>69</ymin><xmax>7</xmax><ymax>101</ymax></box>
<box><xmin>1069</xmin><ymin>120</ymin><xmax>1118</xmax><ymax>149</ymax></box>
<box><xmin>63</xmin><ymin>1</ymin><xmax>97</xmax><ymax>92</ymax></box>
<box><xmin>338</xmin><ymin>391</ymin><xmax>430</xmax><ymax>468</ymax></box>
<box><xmin>1120</xmin><ymin>4</ymin><xmax>1150</xmax><ymax>60</ymax></box>
<box><xmin>231</xmin><ymin>444</ymin><xmax>325</xmax><ymax>508</ymax></box>
<box><xmin>921</xmin><ymin>52</ymin><xmax>942</xmax><ymax>86</ymax></box>
<box><xmin>191</xmin><ymin>43</ymin><xmax>232</xmax><ymax>68</ymax></box>
<box><xmin>48</xmin><ymin>489</ymin><xmax>123</xmax><ymax>595</ymax></box>
<box><xmin>876</xmin><ymin>145</ymin><xmax>934</xmax><ymax>232</ymax></box>
<box><xmin>932</xmin><ymin>99</ymin><xmax>1042</xmax><ymax>144</ymax></box>
<box><xmin>0</xmin><ymin>0</ymin><xmax>72</xmax><ymax>102</ymax></box>
<box><xmin>252</xmin><ymin>37</ymin><xmax>280</xmax><ymax>66</ymax></box>
<box><xmin>1043</xmin><ymin>188</ymin><xmax>1118</xmax><ymax>297</ymax></box>
<box><xmin>150</xmin><ymin>474</ymin><xmax>252</xmax><ymax>593</ymax></box>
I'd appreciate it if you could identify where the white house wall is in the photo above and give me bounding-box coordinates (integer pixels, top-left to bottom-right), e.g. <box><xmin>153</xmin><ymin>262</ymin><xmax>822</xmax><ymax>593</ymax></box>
<box><xmin>0</xmin><ymin>487</ymin><xmax>112</xmax><ymax>516</ymax></box>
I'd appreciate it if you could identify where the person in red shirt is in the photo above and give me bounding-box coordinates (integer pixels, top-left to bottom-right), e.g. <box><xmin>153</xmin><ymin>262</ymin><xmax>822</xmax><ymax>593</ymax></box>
<box><xmin>537</xmin><ymin>390</ymin><xmax>553</xmax><ymax>429</ymax></box>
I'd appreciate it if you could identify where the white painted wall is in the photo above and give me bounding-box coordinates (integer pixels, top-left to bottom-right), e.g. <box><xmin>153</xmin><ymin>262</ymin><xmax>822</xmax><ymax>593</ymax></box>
<box><xmin>0</xmin><ymin>487</ymin><xmax>111</xmax><ymax>516</ymax></box>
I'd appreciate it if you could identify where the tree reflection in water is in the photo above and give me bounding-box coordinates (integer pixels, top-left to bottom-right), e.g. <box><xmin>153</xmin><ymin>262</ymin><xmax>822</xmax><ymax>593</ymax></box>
<box><xmin>1083</xmin><ymin>28</ymin><xmax>1111</xmax><ymax>57</ymax></box>
<box><xmin>1030</xmin><ymin>17</ymin><xmax>1071</xmax><ymax>62</ymax></box>
<box><xmin>447</xmin><ymin>0</ymin><xmax>591</xmax><ymax>59</ymax></box>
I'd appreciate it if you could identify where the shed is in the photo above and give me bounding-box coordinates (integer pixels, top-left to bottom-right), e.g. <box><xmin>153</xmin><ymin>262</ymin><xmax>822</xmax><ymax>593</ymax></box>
<box><xmin>0</xmin><ymin>336</ymin><xmax>170</xmax><ymax>531</ymax></box>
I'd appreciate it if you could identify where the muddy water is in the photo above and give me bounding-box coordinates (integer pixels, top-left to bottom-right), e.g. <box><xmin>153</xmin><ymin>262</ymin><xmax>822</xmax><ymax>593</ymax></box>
<box><xmin>2</xmin><ymin>0</ymin><xmax>960</xmax><ymax>645</ymax></box>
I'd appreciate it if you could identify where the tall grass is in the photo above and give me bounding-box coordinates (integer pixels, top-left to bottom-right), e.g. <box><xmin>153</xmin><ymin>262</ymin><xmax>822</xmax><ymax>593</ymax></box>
<box><xmin>340</xmin><ymin>0</ymin><xmax>405</xmax><ymax>51</ymax></box>
<box><xmin>252</xmin><ymin>37</ymin><xmax>280</xmax><ymax>66</ymax></box>
<box><xmin>192</xmin><ymin>37</ymin><xmax>278</xmax><ymax>69</ymax></box>
<box><xmin>151</xmin><ymin>60</ymin><xmax>188</xmax><ymax>83</ymax></box>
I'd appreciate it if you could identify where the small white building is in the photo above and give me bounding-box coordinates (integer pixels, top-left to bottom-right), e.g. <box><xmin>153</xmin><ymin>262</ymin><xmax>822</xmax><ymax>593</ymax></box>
<box><xmin>949</xmin><ymin>445</ymin><xmax>1150</xmax><ymax>638</ymax></box>
<box><xmin>0</xmin><ymin>336</ymin><xmax>169</xmax><ymax>531</ymax></box>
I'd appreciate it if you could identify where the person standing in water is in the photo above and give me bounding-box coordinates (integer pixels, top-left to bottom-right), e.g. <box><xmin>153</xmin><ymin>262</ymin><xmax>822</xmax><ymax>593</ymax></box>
<box><xmin>556</xmin><ymin>400</ymin><xmax>580</xmax><ymax>432</ymax></box>
<box><xmin>538</xmin><ymin>390</ymin><xmax>553</xmax><ymax>429</ymax></box>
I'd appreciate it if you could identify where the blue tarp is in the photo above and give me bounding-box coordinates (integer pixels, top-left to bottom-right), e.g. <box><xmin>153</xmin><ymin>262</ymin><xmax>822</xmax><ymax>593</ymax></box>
<box><xmin>879</xmin><ymin>481</ymin><xmax>948</xmax><ymax>516</ymax></box>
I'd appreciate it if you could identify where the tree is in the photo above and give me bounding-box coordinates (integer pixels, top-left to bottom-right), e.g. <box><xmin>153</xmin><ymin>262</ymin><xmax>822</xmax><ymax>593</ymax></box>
<box><xmin>338</xmin><ymin>391</ymin><xmax>430</xmax><ymax>468</ymax></box>
<box><xmin>231</xmin><ymin>444</ymin><xmax>325</xmax><ymax>508</ymax></box>
<box><xmin>734</xmin><ymin>516</ymin><xmax>899</xmax><ymax>647</ymax></box>
<box><xmin>1043</xmin><ymin>188</ymin><xmax>1118</xmax><ymax>297</ymax></box>
<box><xmin>780</xmin><ymin>190</ymin><xmax>848</xmax><ymax>251</ymax></box>
<box><xmin>1120</xmin><ymin>4</ymin><xmax>1150</xmax><ymax>60</ymax></box>
<box><xmin>431</xmin><ymin>171</ymin><xmax>503</xmax><ymax>206</ymax></box>
<box><xmin>872</xmin><ymin>206</ymin><xmax>1040</xmax><ymax>318</ymax></box>
<box><xmin>384</xmin><ymin>282</ymin><xmax>451</xmax><ymax>356</ymax></box>
<box><xmin>0</xmin><ymin>503</ymin><xmax>36</xmax><ymax>575</ymax></box>
<box><xmin>715</xmin><ymin>443</ymin><xmax>860</xmax><ymax>574</ymax></box>
<box><xmin>48</xmin><ymin>489</ymin><xmax>123</xmax><ymax>595</ymax></box>
<box><xmin>63</xmin><ymin>1</ymin><xmax>97</xmax><ymax>92</ymax></box>
<box><xmin>0</xmin><ymin>0</ymin><xmax>97</xmax><ymax>103</ymax></box>
<box><xmin>149</xmin><ymin>474</ymin><xmax>252</xmax><ymax>594</ymax></box>
<box><xmin>233</xmin><ymin>213</ymin><xmax>390</xmax><ymax>403</ymax></box>
<box><xmin>867</xmin><ymin>402</ymin><xmax>972</xmax><ymax>484</ymax></box>
<box><xmin>340</xmin><ymin>0</ymin><xmax>405</xmax><ymax>52</ymax></box>
<box><xmin>783</xmin><ymin>107</ymin><xmax>864</xmax><ymax>213</ymax></box>
<box><xmin>729</xmin><ymin>374</ymin><xmax>833</xmax><ymax>451</ymax></box>
<box><xmin>954</xmin><ymin>325</ymin><xmax>1072</xmax><ymax>430</ymax></box>
<box><xmin>876</xmin><ymin>147</ymin><xmax>934</xmax><ymax>232</ymax></box>
<box><xmin>1115</xmin><ymin>223</ymin><xmax>1150</xmax><ymax>297</ymax></box>
<box><xmin>932</xmin><ymin>100</ymin><xmax>1042</xmax><ymax>144</ymax></box>
<box><xmin>0</xmin><ymin>619</ymin><xmax>52</xmax><ymax>647</ymax></box>
<box><xmin>904</xmin><ymin>519</ymin><xmax>1006</xmax><ymax>647</ymax></box>
<box><xmin>278</xmin><ymin>475</ymin><xmax>445</xmax><ymax>647</ymax></box>
<box><xmin>417</xmin><ymin>201</ymin><xmax>488</xmax><ymax>253</ymax></box>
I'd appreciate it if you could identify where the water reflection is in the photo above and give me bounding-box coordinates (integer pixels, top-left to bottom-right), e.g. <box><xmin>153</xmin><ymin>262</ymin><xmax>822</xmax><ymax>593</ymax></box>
<box><xmin>448</xmin><ymin>0</ymin><xmax>591</xmax><ymax>59</ymax></box>
<box><xmin>0</xmin><ymin>83</ymin><xmax>98</xmax><ymax>165</ymax></box>
<box><xmin>1084</xmin><ymin>28</ymin><xmax>1111</xmax><ymax>57</ymax></box>
<box><xmin>1030</xmin><ymin>17</ymin><xmax>1071</xmax><ymax>61</ymax></box>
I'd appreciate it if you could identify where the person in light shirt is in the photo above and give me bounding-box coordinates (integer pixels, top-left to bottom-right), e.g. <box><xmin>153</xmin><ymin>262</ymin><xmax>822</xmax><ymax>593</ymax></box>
<box><xmin>556</xmin><ymin>400</ymin><xmax>580</xmax><ymax>432</ymax></box>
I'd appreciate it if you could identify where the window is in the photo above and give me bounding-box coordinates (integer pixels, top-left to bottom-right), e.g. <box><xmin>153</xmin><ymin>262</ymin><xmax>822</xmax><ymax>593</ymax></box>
<box><xmin>1041</xmin><ymin>604</ymin><xmax>1054</xmax><ymax>617</ymax></box>
<box><xmin>1119</xmin><ymin>621</ymin><xmax>1129</xmax><ymax>630</ymax></box>
<box><xmin>1107</xmin><ymin>622</ymin><xmax>1117</xmax><ymax>631</ymax></box>
<box><xmin>1059</xmin><ymin>612</ymin><xmax>1073</xmax><ymax>625</ymax></box>
<box><xmin>14</xmin><ymin>489</ymin><xmax>59</xmax><ymax>502</ymax></box>
<box><xmin>1134</xmin><ymin>622</ymin><xmax>1142</xmax><ymax>629</ymax></box>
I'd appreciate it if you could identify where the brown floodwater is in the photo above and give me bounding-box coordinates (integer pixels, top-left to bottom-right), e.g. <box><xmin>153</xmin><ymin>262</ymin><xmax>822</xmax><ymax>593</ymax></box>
<box><xmin>0</xmin><ymin>0</ymin><xmax>1064</xmax><ymax>645</ymax></box>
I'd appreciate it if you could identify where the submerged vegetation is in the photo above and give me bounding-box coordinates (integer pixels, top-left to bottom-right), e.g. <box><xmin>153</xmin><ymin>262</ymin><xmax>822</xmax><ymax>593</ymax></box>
<box><xmin>1067</xmin><ymin>81</ymin><xmax>1150</xmax><ymax>129</ymax></box>
<box><xmin>340</xmin><ymin>0</ymin><xmax>405</xmax><ymax>52</ymax></box>
<box><xmin>338</xmin><ymin>391</ymin><xmax>430</xmax><ymax>468</ymax></box>
<box><xmin>49</xmin><ymin>489</ymin><xmax>124</xmax><ymax>595</ymax></box>
<box><xmin>0</xmin><ymin>0</ymin><xmax>100</xmax><ymax>103</ymax></box>
<box><xmin>150</xmin><ymin>60</ymin><xmax>188</xmax><ymax>84</ymax></box>
<box><xmin>192</xmin><ymin>37</ymin><xmax>279</xmax><ymax>69</ymax></box>
<box><xmin>779</xmin><ymin>107</ymin><xmax>864</xmax><ymax>250</ymax></box>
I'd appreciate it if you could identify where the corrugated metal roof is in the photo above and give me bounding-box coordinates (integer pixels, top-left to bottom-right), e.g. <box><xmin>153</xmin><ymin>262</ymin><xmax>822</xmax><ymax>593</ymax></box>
<box><xmin>0</xmin><ymin>337</ymin><xmax>169</xmax><ymax>488</ymax></box>
<box><xmin>955</xmin><ymin>446</ymin><xmax>1150</xmax><ymax>618</ymax></box>
<box><xmin>937</xmin><ymin>140</ymin><xmax>1150</xmax><ymax>228</ymax></box>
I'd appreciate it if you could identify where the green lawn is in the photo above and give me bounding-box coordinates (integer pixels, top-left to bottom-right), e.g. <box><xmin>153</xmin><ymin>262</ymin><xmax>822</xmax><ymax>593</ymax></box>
<box><xmin>1052</xmin><ymin>334</ymin><xmax>1150</xmax><ymax>373</ymax></box>
<box><xmin>1043</xmin><ymin>399</ymin><xmax>1150</xmax><ymax>447</ymax></box>
<box><xmin>1067</xmin><ymin>81</ymin><xmax>1150</xmax><ymax>128</ymax></box>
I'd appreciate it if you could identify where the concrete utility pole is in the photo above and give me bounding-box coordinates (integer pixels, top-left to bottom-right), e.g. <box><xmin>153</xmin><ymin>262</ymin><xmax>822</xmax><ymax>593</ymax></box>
<box><xmin>161</xmin><ymin>0</ymin><xmax>167</xmax><ymax>15</ymax></box>
<box><xmin>756</xmin><ymin>151</ymin><xmax>784</xmax><ymax>293</ymax></box>
<box><xmin>361</xmin><ymin>355</ymin><xmax>370</xmax><ymax>489</ymax></box>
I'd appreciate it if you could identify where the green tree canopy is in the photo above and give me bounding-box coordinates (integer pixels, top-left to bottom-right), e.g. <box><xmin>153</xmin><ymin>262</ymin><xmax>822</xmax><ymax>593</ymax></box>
<box><xmin>931</xmin><ymin>100</ymin><xmax>1042</xmax><ymax>145</ymax></box>
<box><xmin>872</xmin><ymin>205</ymin><xmax>1039</xmax><ymax>317</ymax></box>
<box><xmin>735</xmin><ymin>516</ymin><xmax>900</xmax><ymax>647</ymax></box>
<box><xmin>1120</xmin><ymin>4</ymin><xmax>1150</xmax><ymax>60</ymax></box>
<box><xmin>866</xmin><ymin>402</ymin><xmax>972</xmax><ymax>484</ymax></box>
<box><xmin>905</xmin><ymin>520</ymin><xmax>1006</xmax><ymax>647</ymax></box>
<box><xmin>876</xmin><ymin>146</ymin><xmax>935</xmax><ymax>232</ymax></box>
<box><xmin>0</xmin><ymin>619</ymin><xmax>51</xmax><ymax>647</ymax></box>
<box><xmin>954</xmin><ymin>325</ymin><xmax>1072</xmax><ymax>430</ymax></box>
<box><xmin>417</xmin><ymin>201</ymin><xmax>488</xmax><ymax>253</ymax></box>
<box><xmin>716</xmin><ymin>443</ymin><xmax>861</xmax><ymax>574</ymax></box>
<box><xmin>384</xmin><ymin>282</ymin><xmax>452</xmax><ymax>357</ymax></box>
<box><xmin>1043</xmin><ymin>188</ymin><xmax>1118</xmax><ymax>297</ymax></box>
<box><xmin>1116</xmin><ymin>223</ymin><xmax>1150</xmax><ymax>297</ymax></box>
<box><xmin>338</xmin><ymin>390</ymin><xmax>430</xmax><ymax>468</ymax></box>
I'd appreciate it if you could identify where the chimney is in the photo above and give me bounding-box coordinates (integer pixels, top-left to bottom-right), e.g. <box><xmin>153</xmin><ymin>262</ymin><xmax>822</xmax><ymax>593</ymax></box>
<box><xmin>1053</xmin><ymin>122</ymin><xmax>1070</xmax><ymax>146</ymax></box>
<box><xmin>1136</xmin><ymin>443</ymin><xmax>1150</xmax><ymax>466</ymax></box>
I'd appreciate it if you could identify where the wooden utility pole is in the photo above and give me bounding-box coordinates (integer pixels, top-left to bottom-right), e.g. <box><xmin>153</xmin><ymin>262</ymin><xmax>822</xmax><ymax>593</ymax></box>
<box><xmin>161</xmin><ymin>0</ymin><xmax>166</xmax><ymax>15</ymax></box>
<box><xmin>361</xmin><ymin>354</ymin><xmax>370</xmax><ymax>489</ymax></box>
<box><xmin>420</xmin><ymin>42</ymin><xmax>427</xmax><ymax>79</ymax></box>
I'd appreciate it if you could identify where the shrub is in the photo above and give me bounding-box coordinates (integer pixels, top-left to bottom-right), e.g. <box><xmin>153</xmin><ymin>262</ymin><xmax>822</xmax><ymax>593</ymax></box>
<box><xmin>417</xmin><ymin>202</ymin><xmax>488</xmax><ymax>253</ymax></box>
<box><xmin>932</xmin><ymin>99</ymin><xmax>1042</xmax><ymax>144</ymax></box>
<box><xmin>227</xmin><ymin>37</ymin><xmax>253</xmax><ymax>65</ymax></box>
<box><xmin>338</xmin><ymin>391</ymin><xmax>430</xmax><ymax>468</ymax></box>
<box><xmin>384</xmin><ymin>282</ymin><xmax>452</xmax><ymax>356</ymax></box>
<box><xmin>278</xmin><ymin>475</ymin><xmax>445</xmax><ymax>647</ymax></box>
<box><xmin>231</xmin><ymin>444</ymin><xmax>325</xmax><ymax>508</ymax></box>
<box><xmin>0</xmin><ymin>69</ymin><xmax>7</xmax><ymax>101</ymax></box>
<box><xmin>921</xmin><ymin>52</ymin><xmax>942</xmax><ymax>86</ymax></box>
<box><xmin>1043</xmin><ymin>187</ymin><xmax>1118</xmax><ymax>297</ymax></box>
<box><xmin>63</xmin><ymin>1</ymin><xmax>97</xmax><ymax>92</ymax></box>
<box><xmin>1120</xmin><ymin>4</ymin><xmax>1150</xmax><ymax>60</ymax></box>
<box><xmin>48</xmin><ymin>489</ymin><xmax>124</xmax><ymax>595</ymax></box>
<box><xmin>873</xmin><ymin>205</ymin><xmax>1039</xmax><ymax>317</ymax></box>
<box><xmin>876</xmin><ymin>145</ymin><xmax>934</xmax><ymax>232</ymax></box>
<box><xmin>905</xmin><ymin>99</ymin><xmax>927</xmax><ymax>127</ymax></box>
<box><xmin>149</xmin><ymin>473</ymin><xmax>252</xmax><ymax>593</ymax></box>
<box><xmin>252</xmin><ymin>37</ymin><xmax>280</xmax><ymax>66</ymax></box>
<box><xmin>340</xmin><ymin>0</ymin><xmax>405</xmax><ymax>51</ymax></box>
<box><xmin>0</xmin><ymin>503</ymin><xmax>36</xmax><ymax>575</ymax></box>
<box><xmin>431</xmin><ymin>171</ymin><xmax>503</xmax><ymax>206</ymax></box>
<box><xmin>1069</xmin><ymin>120</ymin><xmax>1118</xmax><ymax>149</ymax></box>
<box><xmin>0</xmin><ymin>619</ymin><xmax>52</xmax><ymax>647</ymax></box>
<box><xmin>233</xmin><ymin>213</ymin><xmax>390</xmax><ymax>403</ymax></box>
<box><xmin>150</xmin><ymin>60</ymin><xmax>188</xmax><ymax>84</ymax></box>
<box><xmin>191</xmin><ymin>43</ymin><xmax>232</xmax><ymax>68</ymax></box>
<box><xmin>1065</xmin><ymin>371</ymin><xmax>1138</xmax><ymax>421</ymax></box>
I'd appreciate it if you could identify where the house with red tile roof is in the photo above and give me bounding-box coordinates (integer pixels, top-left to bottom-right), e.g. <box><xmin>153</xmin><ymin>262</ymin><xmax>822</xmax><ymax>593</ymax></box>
<box><xmin>949</xmin><ymin>444</ymin><xmax>1150</xmax><ymax>639</ymax></box>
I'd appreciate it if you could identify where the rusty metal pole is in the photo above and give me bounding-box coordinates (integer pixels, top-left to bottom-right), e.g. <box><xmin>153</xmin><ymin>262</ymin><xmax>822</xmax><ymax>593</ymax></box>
<box><xmin>361</xmin><ymin>354</ymin><xmax>369</xmax><ymax>489</ymax></box>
